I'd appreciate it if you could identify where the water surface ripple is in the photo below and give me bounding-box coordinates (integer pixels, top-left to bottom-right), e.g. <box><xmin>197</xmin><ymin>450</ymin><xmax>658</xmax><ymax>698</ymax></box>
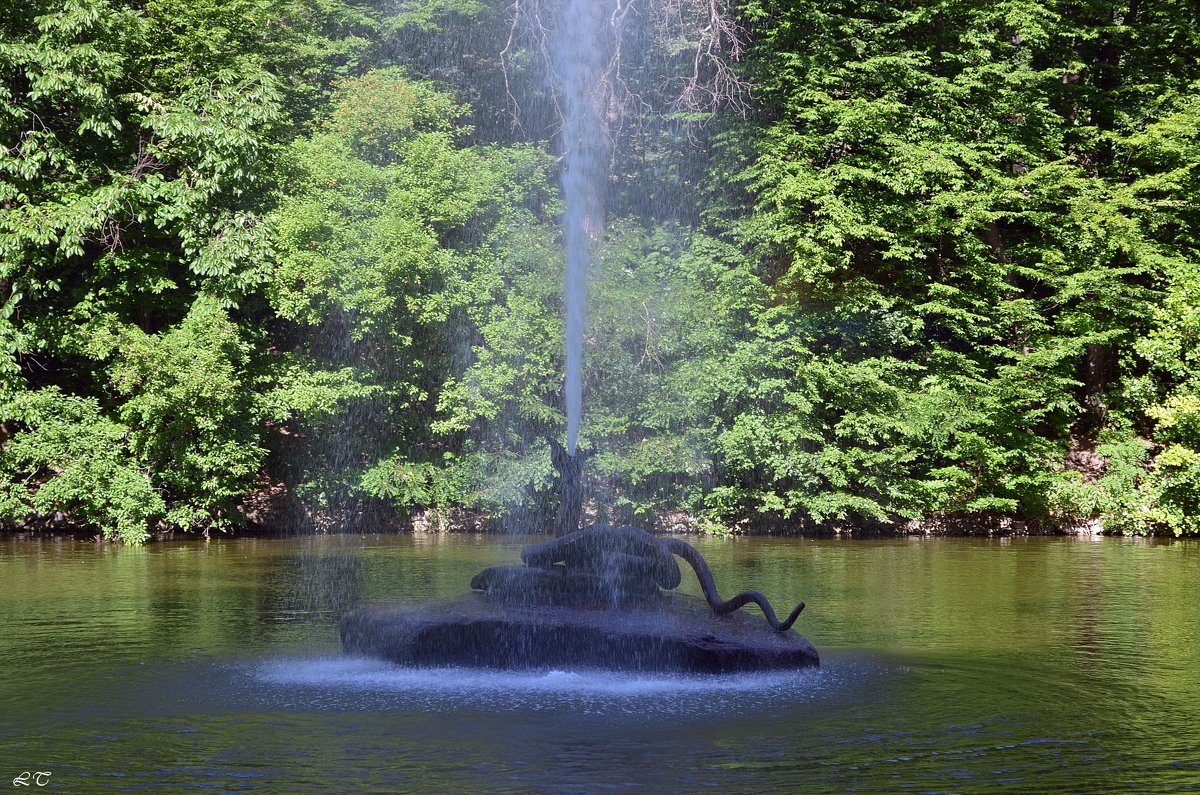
<box><xmin>1</xmin><ymin>535</ymin><xmax>1197</xmax><ymax>793</ymax></box>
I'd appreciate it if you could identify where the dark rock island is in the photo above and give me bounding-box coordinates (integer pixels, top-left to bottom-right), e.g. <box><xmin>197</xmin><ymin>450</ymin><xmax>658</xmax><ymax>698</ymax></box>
<box><xmin>340</xmin><ymin>524</ymin><xmax>819</xmax><ymax>673</ymax></box>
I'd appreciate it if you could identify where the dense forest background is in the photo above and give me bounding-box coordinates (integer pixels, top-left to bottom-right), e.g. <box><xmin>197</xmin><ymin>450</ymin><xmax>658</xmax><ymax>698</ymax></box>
<box><xmin>2</xmin><ymin>0</ymin><xmax>1198</xmax><ymax>542</ymax></box>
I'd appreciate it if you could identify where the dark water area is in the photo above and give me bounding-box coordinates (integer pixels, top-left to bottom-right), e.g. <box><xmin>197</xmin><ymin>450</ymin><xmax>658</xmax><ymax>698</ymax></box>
<box><xmin>1</xmin><ymin>535</ymin><xmax>1197</xmax><ymax>793</ymax></box>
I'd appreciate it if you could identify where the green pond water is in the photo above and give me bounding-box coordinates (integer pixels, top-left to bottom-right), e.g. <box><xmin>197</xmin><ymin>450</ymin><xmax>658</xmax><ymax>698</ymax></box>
<box><xmin>1</xmin><ymin>534</ymin><xmax>1197</xmax><ymax>793</ymax></box>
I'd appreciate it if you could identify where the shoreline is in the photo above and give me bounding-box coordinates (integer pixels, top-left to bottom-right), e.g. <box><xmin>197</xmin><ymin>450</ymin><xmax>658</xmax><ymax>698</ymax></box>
<box><xmin>3</xmin><ymin>515</ymin><xmax>1187</xmax><ymax>543</ymax></box>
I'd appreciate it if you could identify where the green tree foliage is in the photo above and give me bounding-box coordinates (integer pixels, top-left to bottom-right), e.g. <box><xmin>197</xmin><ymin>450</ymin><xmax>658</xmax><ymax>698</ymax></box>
<box><xmin>267</xmin><ymin>69</ymin><xmax>558</xmax><ymax>525</ymax></box>
<box><xmin>701</xmin><ymin>0</ymin><xmax>1200</xmax><ymax>531</ymax></box>
<box><xmin>435</xmin><ymin>221</ymin><xmax>766</xmax><ymax>527</ymax></box>
<box><xmin>0</xmin><ymin>0</ymin><xmax>375</xmax><ymax>540</ymax></box>
<box><xmin>3</xmin><ymin>0</ymin><xmax>1199</xmax><ymax>539</ymax></box>
<box><xmin>87</xmin><ymin>298</ymin><xmax>266</xmax><ymax>531</ymax></box>
<box><xmin>0</xmin><ymin>388</ymin><xmax>164</xmax><ymax>542</ymax></box>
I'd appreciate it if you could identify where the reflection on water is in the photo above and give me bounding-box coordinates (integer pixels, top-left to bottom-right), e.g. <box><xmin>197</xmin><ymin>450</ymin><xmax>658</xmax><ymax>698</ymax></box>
<box><xmin>1</xmin><ymin>534</ymin><xmax>1198</xmax><ymax>793</ymax></box>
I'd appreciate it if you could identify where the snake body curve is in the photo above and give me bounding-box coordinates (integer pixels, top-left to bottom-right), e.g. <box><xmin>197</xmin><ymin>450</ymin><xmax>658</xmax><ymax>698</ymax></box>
<box><xmin>661</xmin><ymin>537</ymin><xmax>806</xmax><ymax>632</ymax></box>
<box><xmin>520</xmin><ymin>525</ymin><xmax>805</xmax><ymax>632</ymax></box>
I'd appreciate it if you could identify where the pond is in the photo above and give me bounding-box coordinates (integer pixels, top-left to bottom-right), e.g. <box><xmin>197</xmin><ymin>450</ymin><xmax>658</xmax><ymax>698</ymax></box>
<box><xmin>1</xmin><ymin>534</ymin><xmax>1197</xmax><ymax>793</ymax></box>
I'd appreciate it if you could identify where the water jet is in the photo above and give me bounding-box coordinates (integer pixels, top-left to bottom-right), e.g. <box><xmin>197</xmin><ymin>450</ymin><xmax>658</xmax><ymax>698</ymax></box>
<box><xmin>339</xmin><ymin>0</ymin><xmax>816</xmax><ymax>675</ymax></box>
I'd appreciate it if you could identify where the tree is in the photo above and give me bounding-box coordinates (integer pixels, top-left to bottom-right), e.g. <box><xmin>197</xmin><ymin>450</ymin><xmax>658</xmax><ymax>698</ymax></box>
<box><xmin>267</xmin><ymin>69</ymin><xmax>558</xmax><ymax>528</ymax></box>
<box><xmin>701</xmin><ymin>0</ymin><xmax>1199</xmax><ymax>529</ymax></box>
<box><xmin>0</xmin><ymin>0</ymin><xmax>373</xmax><ymax>540</ymax></box>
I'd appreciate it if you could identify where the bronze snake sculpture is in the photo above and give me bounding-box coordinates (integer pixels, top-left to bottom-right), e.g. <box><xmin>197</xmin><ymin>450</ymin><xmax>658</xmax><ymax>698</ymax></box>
<box><xmin>521</xmin><ymin>525</ymin><xmax>806</xmax><ymax>632</ymax></box>
<box><xmin>658</xmin><ymin>536</ymin><xmax>805</xmax><ymax>632</ymax></box>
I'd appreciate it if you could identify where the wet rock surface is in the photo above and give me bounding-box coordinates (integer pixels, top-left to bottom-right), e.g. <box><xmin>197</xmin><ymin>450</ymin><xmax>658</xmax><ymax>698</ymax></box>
<box><xmin>340</xmin><ymin>593</ymin><xmax>819</xmax><ymax>673</ymax></box>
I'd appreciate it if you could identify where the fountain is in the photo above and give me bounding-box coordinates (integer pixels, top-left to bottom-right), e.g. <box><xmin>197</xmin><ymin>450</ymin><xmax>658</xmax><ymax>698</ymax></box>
<box><xmin>339</xmin><ymin>0</ymin><xmax>817</xmax><ymax>673</ymax></box>
<box><xmin>340</xmin><ymin>523</ymin><xmax>817</xmax><ymax>672</ymax></box>
<box><xmin>342</xmin><ymin>457</ymin><xmax>816</xmax><ymax>672</ymax></box>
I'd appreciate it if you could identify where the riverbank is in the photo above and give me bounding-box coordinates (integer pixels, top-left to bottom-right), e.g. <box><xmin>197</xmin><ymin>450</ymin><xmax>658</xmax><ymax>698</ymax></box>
<box><xmin>1</xmin><ymin>509</ymin><xmax>1158</xmax><ymax>542</ymax></box>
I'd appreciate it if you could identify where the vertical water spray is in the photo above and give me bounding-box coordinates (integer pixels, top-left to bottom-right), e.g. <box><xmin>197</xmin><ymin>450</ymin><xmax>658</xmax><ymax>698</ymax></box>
<box><xmin>339</xmin><ymin>0</ymin><xmax>817</xmax><ymax>676</ymax></box>
<box><xmin>556</xmin><ymin>0</ymin><xmax>607</xmax><ymax>455</ymax></box>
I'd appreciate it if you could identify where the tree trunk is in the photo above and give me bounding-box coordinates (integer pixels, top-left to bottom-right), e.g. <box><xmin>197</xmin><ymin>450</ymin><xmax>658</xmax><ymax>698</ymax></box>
<box><xmin>549</xmin><ymin>437</ymin><xmax>589</xmax><ymax>536</ymax></box>
<box><xmin>1081</xmin><ymin>343</ymin><xmax>1114</xmax><ymax>432</ymax></box>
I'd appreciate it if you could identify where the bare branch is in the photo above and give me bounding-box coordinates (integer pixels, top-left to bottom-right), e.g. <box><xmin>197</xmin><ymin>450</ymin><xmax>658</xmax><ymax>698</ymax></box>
<box><xmin>501</xmin><ymin>0</ymin><xmax>751</xmax><ymax>135</ymax></box>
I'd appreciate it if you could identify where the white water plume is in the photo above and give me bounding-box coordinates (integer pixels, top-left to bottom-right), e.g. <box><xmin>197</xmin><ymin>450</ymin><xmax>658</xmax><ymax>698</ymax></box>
<box><xmin>556</xmin><ymin>0</ymin><xmax>607</xmax><ymax>454</ymax></box>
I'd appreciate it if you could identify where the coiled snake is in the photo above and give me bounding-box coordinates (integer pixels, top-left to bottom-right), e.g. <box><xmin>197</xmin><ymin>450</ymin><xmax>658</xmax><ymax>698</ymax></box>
<box><xmin>521</xmin><ymin>525</ymin><xmax>806</xmax><ymax>632</ymax></box>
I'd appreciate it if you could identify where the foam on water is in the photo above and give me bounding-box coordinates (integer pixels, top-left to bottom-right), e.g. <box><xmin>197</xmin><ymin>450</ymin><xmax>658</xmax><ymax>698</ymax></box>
<box><xmin>250</xmin><ymin>655</ymin><xmax>834</xmax><ymax>715</ymax></box>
